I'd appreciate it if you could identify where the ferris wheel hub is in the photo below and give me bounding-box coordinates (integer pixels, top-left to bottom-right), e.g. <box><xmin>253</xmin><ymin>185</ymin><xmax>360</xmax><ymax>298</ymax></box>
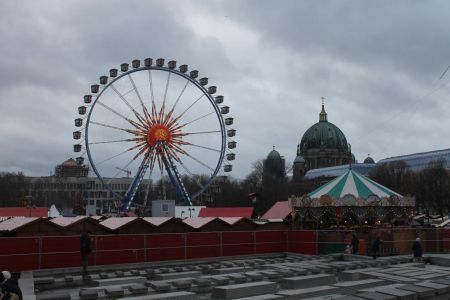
<box><xmin>146</xmin><ymin>124</ymin><xmax>172</xmax><ymax>147</ymax></box>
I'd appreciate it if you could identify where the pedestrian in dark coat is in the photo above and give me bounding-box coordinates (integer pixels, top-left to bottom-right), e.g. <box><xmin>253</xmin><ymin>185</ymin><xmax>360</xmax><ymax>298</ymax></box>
<box><xmin>0</xmin><ymin>271</ymin><xmax>22</xmax><ymax>300</ymax></box>
<box><xmin>351</xmin><ymin>233</ymin><xmax>359</xmax><ymax>255</ymax></box>
<box><xmin>412</xmin><ymin>237</ymin><xmax>423</xmax><ymax>262</ymax></box>
<box><xmin>80</xmin><ymin>231</ymin><xmax>91</xmax><ymax>276</ymax></box>
<box><xmin>371</xmin><ymin>236</ymin><xmax>382</xmax><ymax>259</ymax></box>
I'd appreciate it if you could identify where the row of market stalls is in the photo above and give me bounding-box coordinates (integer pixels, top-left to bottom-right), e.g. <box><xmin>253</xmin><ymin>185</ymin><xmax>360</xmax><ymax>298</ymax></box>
<box><xmin>0</xmin><ymin>216</ymin><xmax>286</xmax><ymax>237</ymax></box>
<box><xmin>289</xmin><ymin>169</ymin><xmax>416</xmax><ymax>228</ymax></box>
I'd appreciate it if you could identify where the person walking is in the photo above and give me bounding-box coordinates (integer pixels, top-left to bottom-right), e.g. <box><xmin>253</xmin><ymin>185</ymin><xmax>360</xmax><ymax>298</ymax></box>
<box><xmin>351</xmin><ymin>233</ymin><xmax>359</xmax><ymax>255</ymax></box>
<box><xmin>0</xmin><ymin>271</ymin><xmax>22</xmax><ymax>300</ymax></box>
<box><xmin>371</xmin><ymin>236</ymin><xmax>382</xmax><ymax>259</ymax></box>
<box><xmin>412</xmin><ymin>237</ymin><xmax>423</xmax><ymax>262</ymax></box>
<box><xmin>80</xmin><ymin>231</ymin><xmax>91</xmax><ymax>277</ymax></box>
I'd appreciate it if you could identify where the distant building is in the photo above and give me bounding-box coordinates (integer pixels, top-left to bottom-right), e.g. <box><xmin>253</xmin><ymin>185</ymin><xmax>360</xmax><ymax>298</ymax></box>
<box><xmin>54</xmin><ymin>158</ymin><xmax>89</xmax><ymax>177</ymax></box>
<box><xmin>152</xmin><ymin>200</ymin><xmax>175</xmax><ymax>217</ymax></box>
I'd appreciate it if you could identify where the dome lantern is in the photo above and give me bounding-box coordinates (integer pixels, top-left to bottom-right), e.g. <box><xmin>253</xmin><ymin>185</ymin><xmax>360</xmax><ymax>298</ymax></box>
<box><xmin>319</xmin><ymin>96</ymin><xmax>327</xmax><ymax>122</ymax></box>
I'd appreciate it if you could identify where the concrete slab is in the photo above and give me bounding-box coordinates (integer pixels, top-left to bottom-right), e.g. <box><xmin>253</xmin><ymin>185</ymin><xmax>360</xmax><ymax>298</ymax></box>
<box><xmin>333</xmin><ymin>279</ymin><xmax>388</xmax><ymax>291</ymax></box>
<box><xmin>172</xmin><ymin>279</ymin><xmax>192</xmax><ymax>290</ymax></box>
<box><xmin>79</xmin><ymin>289</ymin><xmax>99</xmax><ymax>299</ymax></box>
<box><xmin>207</xmin><ymin>275</ymin><xmax>230</xmax><ymax>285</ymax></box>
<box><xmin>148</xmin><ymin>281</ymin><xmax>171</xmax><ymax>292</ymax></box>
<box><xmin>105</xmin><ymin>286</ymin><xmax>125</xmax><ymax>297</ymax></box>
<box><xmin>233</xmin><ymin>295</ymin><xmax>283</xmax><ymax>300</ymax></box>
<box><xmin>193</xmin><ymin>278</ymin><xmax>211</xmax><ymax>287</ymax></box>
<box><xmin>35</xmin><ymin>277</ymin><xmax>55</xmax><ymax>285</ymax></box>
<box><xmin>128</xmin><ymin>283</ymin><xmax>148</xmax><ymax>294</ymax></box>
<box><xmin>280</xmin><ymin>274</ymin><xmax>336</xmax><ymax>289</ymax></box>
<box><xmin>211</xmin><ymin>281</ymin><xmax>278</xmax><ymax>299</ymax></box>
<box><xmin>276</xmin><ymin>285</ymin><xmax>340</xmax><ymax>300</ymax></box>
<box><xmin>415</xmin><ymin>281</ymin><xmax>449</xmax><ymax>294</ymax></box>
<box><xmin>36</xmin><ymin>293</ymin><xmax>71</xmax><ymax>300</ymax></box>
<box><xmin>154</xmin><ymin>271</ymin><xmax>202</xmax><ymax>280</ymax></box>
<box><xmin>226</xmin><ymin>274</ymin><xmax>247</xmax><ymax>283</ymax></box>
<box><xmin>397</xmin><ymin>284</ymin><xmax>435</xmax><ymax>298</ymax></box>
<box><xmin>376</xmin><ymin>287</ymin><xmax>418</xmax><ymax>300</ymax></box>
<box><xmin>92</xmin><ymin>276</ymin><xmax>146</xmax><ymax>286</ymax></box>
<box><xmin>356</xmin><ymin>292</ymin><xmax>397</xmax><ymax>300</ymax></box>
<box><xmin>117</xmin><ymin>291</ymin><xmax>196</xmax><ymax>300</ymax></box>
<box><xmin>212</xmin><ymin>267</ymin><xmax>246</xmax><ymax>275</ymax></box>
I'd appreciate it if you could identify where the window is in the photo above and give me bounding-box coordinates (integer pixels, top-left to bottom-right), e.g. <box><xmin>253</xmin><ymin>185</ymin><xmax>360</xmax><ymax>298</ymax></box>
<box><xmin>162</xmin><ymin>203</ymin><xmax>169</xmax><ymax>212</ymax></box>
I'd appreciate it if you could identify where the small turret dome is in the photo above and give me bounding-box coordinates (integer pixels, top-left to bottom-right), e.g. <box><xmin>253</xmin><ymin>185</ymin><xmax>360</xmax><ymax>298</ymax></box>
<box><xmin>267</xmin><ymin>146</ymin><xmax>281</xmax><ymax>160</ymax></box>
<box><xmin>294</xmin><ymin>155</ymin><xmax>305</xmax><ymax>164</ymax></box>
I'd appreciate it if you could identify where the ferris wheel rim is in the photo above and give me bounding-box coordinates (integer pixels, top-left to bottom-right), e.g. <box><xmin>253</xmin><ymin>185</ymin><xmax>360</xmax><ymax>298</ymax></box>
<box><xmin>84</xmin><ymin>64</ymin><xmax>227</xmax><ymax>201</ymax></box>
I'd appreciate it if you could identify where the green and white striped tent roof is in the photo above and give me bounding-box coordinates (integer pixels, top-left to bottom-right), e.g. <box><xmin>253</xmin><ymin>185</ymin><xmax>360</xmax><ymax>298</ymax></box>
<box><xmin>308</xmin><ymin>169</ymin><xmax>403</xmax><ymax>199</ymax></box>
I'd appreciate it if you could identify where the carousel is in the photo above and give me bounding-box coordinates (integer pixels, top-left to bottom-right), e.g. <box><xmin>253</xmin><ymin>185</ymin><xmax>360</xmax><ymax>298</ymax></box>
<box><xmin>289</xmin><ymin>168</ymin><xmax>416</xmax><ymax>228</ymax></box>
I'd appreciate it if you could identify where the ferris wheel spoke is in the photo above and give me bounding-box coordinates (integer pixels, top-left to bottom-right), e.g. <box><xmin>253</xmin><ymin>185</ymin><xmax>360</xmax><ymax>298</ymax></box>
<box><xmin>174</xmin><ymin>111</ymin><xmax>215</xmax><ymax>130</ymax></box>
<box><xmin>176</xmin><ymin>160</ymin><xmax>206</xmax><ymax>191</ymax></box>
<box><xmin>97</xmin><ymin>101</ymin><xmax>145</xmax><ymax>130</ymax></box>
<box><xmin>177</xmin><ymin>130</ymin><xmax>221</xmax><ymax>137</ymax></box>
<box><xmin>165</xmin><ymin>80</ymin><xmax>189</xmax><ymax>124</ymax></box>
<box><xmin>90</xmin><ymin>121</ymin><xmax>133</xmax><ymax>133</ymax></box>
<box><xmin>148</xmin><ymin>70</ymin><xmax>156</xmax><ymax>112</ymax></box>
<box><xmin>173</xmin><ymin>94</ymin><xmax>205</xmax><ymax>122</ymax></box>
<box><xmin>90</xmin><ymin>138</ymin><xmax>139</xmax><ymax>145</ymax></box>
<box><xmin>95</xmin><ymin>148</ymin><xmax>132</xmax><ymax>166</ymax></box>
<box><xmin>127</xmin><ymin>73</ymin><xmax>151</xmax><ymax>121</ymax></box>
<box><xmin>183</xmin><ymin>152</ymin><xmax>215</xmax><ymax>172</ymax></box>
<box><xmin>110</xmin><ymin>84</ymin><xmax>147</xmax><ymax>125</ymax></box>
<box><xmin>180</xmin><ymin>142</ymin><xmax>221</xmax><ymax>153</ymax></box>
<box><xmin>159</xmin><ymin>72</ymin><xmax>171</xmax><ymax>119</ymax></box>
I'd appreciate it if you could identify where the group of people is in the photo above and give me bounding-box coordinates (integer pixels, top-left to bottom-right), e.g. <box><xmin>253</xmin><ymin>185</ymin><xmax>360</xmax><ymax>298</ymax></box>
<box><xmin>346</xmin><ymin>233</ymin><xmax>423</xmax><ymax>261</ymax></box>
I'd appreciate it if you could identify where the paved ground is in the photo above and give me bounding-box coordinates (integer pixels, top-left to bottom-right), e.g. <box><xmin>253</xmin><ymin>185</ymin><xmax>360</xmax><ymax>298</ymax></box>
<box><xmin>23</xmin><ymin>253</ymin><xmax>450</xmax><ymax>299</ymax></box>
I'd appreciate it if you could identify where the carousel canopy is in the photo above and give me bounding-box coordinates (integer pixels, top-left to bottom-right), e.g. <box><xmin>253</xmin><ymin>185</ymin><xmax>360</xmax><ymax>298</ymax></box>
<box><xmin>308</xmin><ymin>169</ymin><xmax>403</xmax><ymax>199</ymax></box>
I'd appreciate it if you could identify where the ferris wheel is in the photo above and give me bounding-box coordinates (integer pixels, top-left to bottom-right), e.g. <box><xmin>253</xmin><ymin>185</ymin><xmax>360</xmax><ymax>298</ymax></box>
<box><xmin>73</xmin><ymin>58</ymin><xmax>236</xmax><ymax>211</ymax></box>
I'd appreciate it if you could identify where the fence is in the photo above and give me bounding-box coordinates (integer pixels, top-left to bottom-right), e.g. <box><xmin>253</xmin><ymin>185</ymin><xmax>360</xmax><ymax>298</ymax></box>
<box><xmin>2</xmin><ymin>228</ymin><xmax>450</xmax><ymax>272</ymax></box>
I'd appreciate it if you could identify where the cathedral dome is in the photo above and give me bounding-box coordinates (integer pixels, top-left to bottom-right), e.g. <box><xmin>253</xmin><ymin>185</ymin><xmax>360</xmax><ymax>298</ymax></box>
<box><xmin>364</xmin><ymin>155</ymin><xmax>375</xmax><ymax>164</ymax></box>
<box><xmin>299</xmin><ymin>103</ymin><xmax>348</xmax><ymax>153</ymax></box>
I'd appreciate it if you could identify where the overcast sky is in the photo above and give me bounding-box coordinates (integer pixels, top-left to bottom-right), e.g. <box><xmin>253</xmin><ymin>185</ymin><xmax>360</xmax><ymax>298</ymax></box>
<box><xmin>1</xmin><ymin>0</ymin><xmax>450</xmax><ymax>179</ymax></box>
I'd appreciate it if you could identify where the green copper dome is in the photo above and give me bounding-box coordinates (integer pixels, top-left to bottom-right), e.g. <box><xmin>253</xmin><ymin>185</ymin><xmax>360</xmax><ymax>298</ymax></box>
<box><xmin>300</xmin><ymin>104</ymin><xmax>348</xmax><ymax>153</ymax></box>
<box><xmin>267</xmin><ymin>147</ymin><xmax>281</xmax><ymax>160</ymax></box>
<box><xmin>294</xmin><ymin>155</ymin><xmax>305</xmax><ymax>164</ymax></box>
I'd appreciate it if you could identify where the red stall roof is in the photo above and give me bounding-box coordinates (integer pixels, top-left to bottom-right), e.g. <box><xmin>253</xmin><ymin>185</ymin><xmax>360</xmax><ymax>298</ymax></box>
<box><xmin>0</xmin><ymin>217</ymin><xmax>39</xmax><ymax>231</ymax></box>
<box><xmin>182</xmin><ymin>217</ymin><xmax>216</xmax><ymax>229</ymax></box>
<box><xmin>0</xmin><ymin>207</ymin><xmax>48</xmax><ymax>218</ymax></box>
<box><xmin>50</xmin><ymin>216</ymin><xmax>87</xmax><ymax>227</ymax></box>
<box><xmin>198</xmin><ymin>207</ymin><xmax>253</xmax><ymax>218</ymax></box>
<box><xmin>100</xmin><ymin>217</ymin><xmax>137</xmax><ymax>230</ymax></box>
<box><xmin>262</xmin><ymin>201</ymin><xmax>291</xmax><ymax>220</ymax></box>
<box><xmin>142</xmin><ymin>217</ymin><xmax>172</xmax><ymax>227</ymax></box>
<box><xmin>219</xmin><ymin>217</ymin><xmax>244</xmax><ymax>225</ymax></box>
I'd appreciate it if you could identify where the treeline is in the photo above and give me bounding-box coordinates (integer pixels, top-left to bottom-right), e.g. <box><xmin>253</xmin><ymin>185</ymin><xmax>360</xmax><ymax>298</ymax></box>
<box><xmin>0</xmin><ymin>172</ymin><xmax>27</xmax><ymax>206</ymax></box>
<box><xmin>369</xmin><ymin>160</ymin><xmax>450</xmax><ymax>215</ymax></box>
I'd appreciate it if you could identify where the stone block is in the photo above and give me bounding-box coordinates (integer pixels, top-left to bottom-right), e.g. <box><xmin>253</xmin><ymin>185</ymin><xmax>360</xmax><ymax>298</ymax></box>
<box><xmin>105</xmin><ymin>286</ymin><xmax>124</xmax><ymax>297</ymax></box>
<box><xmin>93</xmin><ymin>276</ymin><xmax>146</xmax><ymax>287</ymax></box>
<box><xmin>334</xmin><ymin>279</ymin><xmax>388</xmax><ymax>291</ymax></box>
<box><xmin>415</xmin><ymin>281</ymin><xmax>448</xmax><ymax>294</ymax></box>
<box><xmin>276</xmin><ymin>285</ymin><xmax>340</xmax><ymax>300</ymax></box>
<box><xmin>35</xmin><ymin>277</ymin><xmax>55</xmax><ymax>285</ymax></box>
<box><xmin>173</xmin><ymin>280</ymin><xmax>192</xmax><ymax>290</ymax></box>
<box><xmin>154</xmin><ymin>271</ymin><xmax>201</xmax><ymax>280</ymax></box>
<box><xmin>376</xmin><ymin>287</ymin><xmax>418</xmax><ymax>299</ymax></box>
<box><xmin>233</xmin><ymin>295</ymin><xmax>283</xmax><ymax>300</ymax></box>
<box><xmin>193</xmin><ymin>278</ymin><xmax>211</xmax><ymax>287</ymax></box>
<box><xmin>212</xmin><ymin>267</ymin><xmax>246</xmax><ymax>275</ymax></box>
<box><xmin>115</xmin><ymin>270</ymin><xmax>124</xmax><ymax>277</ymax></box>
<box><xmin>117</xmin><ymin>291</ymin><xmax>196</xmax><ymax>300</ymax></box>
<box><xmin>260</xmin><ymin>271</ymin><xmax>281</xmax><ymax>280</ymax></box>
<box><xmin>209</xmin><ymin>276</ymin><xmax>230</xmax><ymax>285</ymax></box>
<box><xmin>129</xmin><ymin>283</ymin><xmax>148</xmax><ymax>294</ymax></box>
<box><xmin>36</xmin><ymin>293</ymin><xmax>70</xmax><ymax>300</ymax></box>
<box><xmin>356</xmin><ymin>292</ymin><xmax>397</xmax><ymax>300</ymax></box>
<box><xmin>244</xmin><ymin>272</ymin><xmax>263</xmax><ymax>281</ymax></box>
<box><xmin>227</xmin><ymin>274</ymin><xmax>247</xmax><ymax>283</ymax></box>
<box><xmin>212</xmin><ymin>281</ymin><xmax>277</xmax><ymax>299</ymax></box>
<box><xmin>63</xmin><ymin>275</ymin><xmax>73</xmax><ymax>282</ymax></box>
<box><xmin>280</xmin><ymin>274</ymin><xmax>336</xmax><ymax>289</ymax></box>
<box><xmin>149</xmin><ymin>281</ymin><xmax>171</xmax><ymax>292</ymax></box>
<box><xmin>79</xmin><ymin>289</ymin><xmax>98</xmax><ymax>299</ymax></box>
<box><xmin>99</xmin><ymin>273</ymin><xmax>108</xmax><ymax>279</ymax></box>
<box><xmin>397</xmin><ymin>285</ymin><xmax>435</xmax><ymax>298</ymax></box>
